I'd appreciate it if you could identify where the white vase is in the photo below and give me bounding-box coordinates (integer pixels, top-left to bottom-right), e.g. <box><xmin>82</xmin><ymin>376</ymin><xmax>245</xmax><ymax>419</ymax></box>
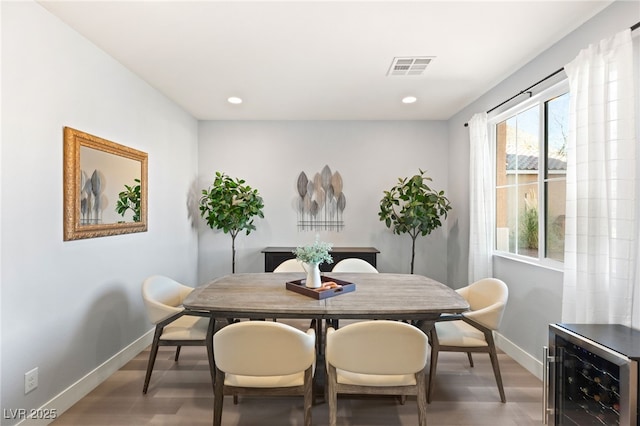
<box><xmin>302</xmin><ymin>262</ymin><xmax>322</xmax><ymax>288</ymax></box>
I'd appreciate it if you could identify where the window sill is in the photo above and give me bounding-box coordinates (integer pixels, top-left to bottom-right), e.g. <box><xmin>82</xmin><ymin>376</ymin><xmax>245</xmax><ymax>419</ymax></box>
<box><xmin>493</xmin><ymin>251</ymin><xmax>564</xmax><ymax>273</ymax></box>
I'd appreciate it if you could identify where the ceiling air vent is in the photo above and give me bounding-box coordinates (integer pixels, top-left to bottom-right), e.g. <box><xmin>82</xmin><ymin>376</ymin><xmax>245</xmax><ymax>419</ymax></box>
<box><xmin>387</xmin><ymin>56</ymin><xmax>434</xmax><ymax>76</ymax></box>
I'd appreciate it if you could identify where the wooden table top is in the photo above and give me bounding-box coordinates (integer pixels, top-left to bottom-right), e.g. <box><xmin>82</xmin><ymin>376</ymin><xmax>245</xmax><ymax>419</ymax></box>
<box><xmin>183</xmin><ymin>272</ymin><xmax>469</xmax><ymax>321</ymax></box>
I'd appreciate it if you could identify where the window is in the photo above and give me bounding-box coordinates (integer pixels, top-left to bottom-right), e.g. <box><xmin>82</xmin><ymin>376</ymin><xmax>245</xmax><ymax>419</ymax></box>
<box><xmin>493</xmin><ymin>83</ymin><xmax>568</xmax><ymax>263</ymax></box>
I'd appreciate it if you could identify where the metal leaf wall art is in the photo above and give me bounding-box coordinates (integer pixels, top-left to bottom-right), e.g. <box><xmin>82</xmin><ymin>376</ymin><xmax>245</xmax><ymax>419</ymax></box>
<box><xmin>80</xmin><ymin>169</ymin><xmax>104</xmax><ymax>225</ymax></box>
<box><xmin>296</xmin><ymin>165</ymin><xmax>346</xmax><ymax>231</ymax></box>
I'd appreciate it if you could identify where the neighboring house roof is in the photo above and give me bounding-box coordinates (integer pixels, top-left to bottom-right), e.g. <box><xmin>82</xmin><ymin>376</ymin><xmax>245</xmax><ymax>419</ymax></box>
<box><xmin>504</xmin><ymin>126</ymin><xmax>567</xmax><ymax>172</ymax></box>
<box><xmin>506</xmin><ymin>153</ymin><xmax>566</xmax><ymax>171</ymax></box>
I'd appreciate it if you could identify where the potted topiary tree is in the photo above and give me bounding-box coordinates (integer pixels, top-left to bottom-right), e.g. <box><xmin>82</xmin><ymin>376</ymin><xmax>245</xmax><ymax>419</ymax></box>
<box><xmin>379</xmin><ymin>169</ymin><xmax>451</xmax><ymax>274</ymax></box>
<box><xmin>199</xmin><ymin>171</ymin><xmax>265</xmax><ymax>273</ymax></box>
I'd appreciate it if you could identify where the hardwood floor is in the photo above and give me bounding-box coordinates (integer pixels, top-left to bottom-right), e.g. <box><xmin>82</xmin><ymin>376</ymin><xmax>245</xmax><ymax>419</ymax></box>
<box><xmin>52</xmin><ymin>344</ymin><xmax>543</xmax><ymax>425</ymax></box>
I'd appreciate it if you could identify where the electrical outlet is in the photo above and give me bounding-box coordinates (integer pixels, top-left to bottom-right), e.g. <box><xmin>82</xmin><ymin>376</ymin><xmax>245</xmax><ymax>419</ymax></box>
<box><xmin>25</xmin><ymin>367</ymin><xmax>38</xmax><ymax>394</ymax></box>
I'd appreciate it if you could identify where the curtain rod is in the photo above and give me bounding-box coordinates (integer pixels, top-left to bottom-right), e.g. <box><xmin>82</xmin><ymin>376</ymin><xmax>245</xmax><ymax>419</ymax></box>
<box><xmin>464</xmin><ymin>21</ymin><xmax>640</xmax><ymax>127</ymax></box>
<box><xmin>462</xmin><ymin>67</ymin><xmax>563</xmax><ymax>127</ymax></box>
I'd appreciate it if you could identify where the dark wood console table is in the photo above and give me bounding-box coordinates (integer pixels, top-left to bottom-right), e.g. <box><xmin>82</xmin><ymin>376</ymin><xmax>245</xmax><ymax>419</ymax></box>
<box><xmin>262</xmin><ymin>246</ymin><xmax>380</xmax><ymax>272</ymax></box>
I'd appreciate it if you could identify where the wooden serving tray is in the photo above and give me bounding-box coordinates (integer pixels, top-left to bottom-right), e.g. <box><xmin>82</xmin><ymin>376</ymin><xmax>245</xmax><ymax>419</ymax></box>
<box><xmin>286</xmin><ymin>276</ymin><xmax>356</xmax><ymax>300</ymax></box>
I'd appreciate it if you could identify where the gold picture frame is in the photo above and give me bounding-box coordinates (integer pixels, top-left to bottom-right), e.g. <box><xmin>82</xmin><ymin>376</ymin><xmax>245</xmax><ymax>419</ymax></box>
<box><xmin>63</xmin><ymin>127</ymin><xmax>148</xmax><ymax>240</ymax></box>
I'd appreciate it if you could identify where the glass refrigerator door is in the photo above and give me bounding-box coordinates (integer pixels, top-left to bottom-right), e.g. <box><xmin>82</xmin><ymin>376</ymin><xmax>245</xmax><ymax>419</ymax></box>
<box><xmin>555</xmin><ymin>335</ymin><xmax>621</xmax><ymax>425</ymax></box>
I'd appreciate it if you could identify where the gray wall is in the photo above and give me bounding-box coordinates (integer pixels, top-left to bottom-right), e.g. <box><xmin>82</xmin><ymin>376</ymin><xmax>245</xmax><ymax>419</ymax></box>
<box><xmin>196</xmin><ymin>120</ymin><xmax>450</xmax><ymax>283</ymax></box>
<box><xmin>446</xmin><ymin>0</ymin><xmax>640</xmax><ymax>369</ymax></box>
<box><xmin>1</xmin><ymin>2</ymin><xmax>199</xmax><ymax>423</ymax></box>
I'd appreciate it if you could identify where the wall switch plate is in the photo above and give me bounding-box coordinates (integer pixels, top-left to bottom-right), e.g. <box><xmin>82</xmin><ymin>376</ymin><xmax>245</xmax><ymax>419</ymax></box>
<box><xmin>25</xmin><ymin>367</ymin><xmax>38</xmax><ymax>394</ymax></box>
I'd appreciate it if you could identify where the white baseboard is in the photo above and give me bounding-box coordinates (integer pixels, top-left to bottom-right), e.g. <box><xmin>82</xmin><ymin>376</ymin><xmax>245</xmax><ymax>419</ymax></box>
<box><xmin>17</xmin><ymin>329</ymin><xmax>154</xmax><ymax>426</ymax></box>
<box><xmin>495</xmin><ymin>332</ymin><xmax>543</xmax><ymax>380</ymax></box>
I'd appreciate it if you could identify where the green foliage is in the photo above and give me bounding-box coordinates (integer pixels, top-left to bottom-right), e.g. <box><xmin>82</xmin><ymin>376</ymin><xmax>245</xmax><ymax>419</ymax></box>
<box><xmin>199</xmin><ymin>172</ymin><xmax>264</xmax><ymax>273</ymax></box>
<box><xmin>199</xmin><ymin>172</ymin><xmax>265</xmax><ymax>237</ymax></box>
<box><xmin>519</xmin><ymin>206</ymin><xmax>538</xmax><ymax>250</ymax></box>
<box><xmin>115</xmin><ymin>178</ymin><xmax>141</xmax><ymax>222</ymax></box>
<box><xmin>379</xmin><ymin>169</ymin><xmax>452</xmax><ymax>273</ymax></box>
<box><xmin>546</xmin><ymin>214</ymin><xmax>565</xmax><ymax>260</ymax></box>
<box><xmin>293</xmin><ymin>238</ymin><xmax>333</xmax><ymax>265</ymax></box>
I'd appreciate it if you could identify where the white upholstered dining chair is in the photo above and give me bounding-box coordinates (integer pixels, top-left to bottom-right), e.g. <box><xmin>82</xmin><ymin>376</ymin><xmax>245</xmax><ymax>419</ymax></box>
<box><xmin>325</xmin><ymin>320</ymin><xmax>428</xmax><ymax>426</ymax></box>
<box><xmin>213</xmin><ymin>321</ymin><xmax>316</xmax><ymax>426</ymax></box>
<box><xmin>272</xmin><ymin>257</ymin><xmax>310</xmax><ymax>328</ymax></box>
<box><xmin>273</xmin><ymin>258</ymin><xmax>306</xmax><ymax>272</ymax></box>
<box><xmin>329</xmin><ymin>257</ymin><xmax>378</xmax><ymax>328</ymax></box>
<box><xmin>331</xmin><ymin>258</ymin><xmax>378</xmax><ymax>273</ymax></box>
<box><xmin>141</xmin><ymin>275</ymin><xmax>212</xmax><ymax>394</ymax></box>
<box><xmin>427</xmin><ymin>277</ymin><xmax>508</xmax><ymax>403</ymax></box>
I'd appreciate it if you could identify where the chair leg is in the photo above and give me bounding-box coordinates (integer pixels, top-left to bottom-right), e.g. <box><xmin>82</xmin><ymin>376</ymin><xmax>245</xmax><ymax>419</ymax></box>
<box><xmin>327</xmin><ymin>365</ymin><xmax>338</xmax><ymax>426</ymax></box>
<box><xmin>303</xmin><ymin>367</ymin><xmax>313</xmax><ymax>426</ymax></box>
<box><xmin>174</xmin><ymin>346</ymin><xmax>181</xmax><ymax>362</ymax></box>
<box><xmin>416</xmin><ymin>370</ymin><xmax>428</xmax><ymax>426</ymax></box>
<box><xmin>488</xmin><ymin>345</ymin><xmax>506</xmax><ymax>403</ymax></box>
<box><xmin>143</xmin><ymin>327</ymin><xmax>162</xmax><ymax>394</ymax></box>
<box><xmin>467</xmin><ymin>352</ymin><xmax>474</xmax><ymax>367</ymax></box>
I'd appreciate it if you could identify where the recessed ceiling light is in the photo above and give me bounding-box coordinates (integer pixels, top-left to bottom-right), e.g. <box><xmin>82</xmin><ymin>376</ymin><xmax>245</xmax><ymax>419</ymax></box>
<box><xmin>227</xmin><ymin>96</ymin><xmax>243</xmax><ymax>104</ymax></box>
<box><xmin>402</xmin><ymin>96</ymin><xmax>417</xmax><ymax>104</ymax></box>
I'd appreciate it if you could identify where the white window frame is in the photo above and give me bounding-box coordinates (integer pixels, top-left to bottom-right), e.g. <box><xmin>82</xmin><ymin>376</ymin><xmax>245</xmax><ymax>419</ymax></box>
<box><xmin>489</xmin><ymin>79</ymin><xmax>569</xmax><ymax>271</ymax></box>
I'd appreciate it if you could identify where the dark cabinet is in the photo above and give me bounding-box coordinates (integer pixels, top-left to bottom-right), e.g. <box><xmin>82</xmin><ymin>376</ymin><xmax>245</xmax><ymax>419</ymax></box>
<box><xmin>262</xmin><ymin>247</ymin><xmax>379</xmax><ymax>272</ymax></box>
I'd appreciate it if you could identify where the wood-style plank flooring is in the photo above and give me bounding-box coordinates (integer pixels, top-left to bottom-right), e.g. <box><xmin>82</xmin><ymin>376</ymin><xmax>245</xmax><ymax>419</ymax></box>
<box><xmin>52</xmin><ymin>339</ymin><xmax>543</xmax><ymax>425</ymax></box>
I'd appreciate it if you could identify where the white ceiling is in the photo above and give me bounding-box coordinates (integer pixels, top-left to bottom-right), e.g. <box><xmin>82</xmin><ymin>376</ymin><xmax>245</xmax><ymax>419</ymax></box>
<box><xmin>38</xmin><ymin>1</ymin><xmax>613</xmax><ymax>121</ymax></box>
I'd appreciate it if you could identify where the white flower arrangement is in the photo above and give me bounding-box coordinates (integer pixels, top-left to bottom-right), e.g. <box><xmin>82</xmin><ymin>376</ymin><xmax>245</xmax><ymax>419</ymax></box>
<box><xmin>293</xmin><ymin>238</ymin><xmax>333</xmax><ymax>265</ymax></box>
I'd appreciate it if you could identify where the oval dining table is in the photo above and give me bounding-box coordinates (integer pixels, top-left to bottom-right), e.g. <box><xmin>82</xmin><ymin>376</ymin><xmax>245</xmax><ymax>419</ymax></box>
<box><xmin>182</xmin><ymin>272</ymin><xmax>469</xmax><ymax>397</ymax></box>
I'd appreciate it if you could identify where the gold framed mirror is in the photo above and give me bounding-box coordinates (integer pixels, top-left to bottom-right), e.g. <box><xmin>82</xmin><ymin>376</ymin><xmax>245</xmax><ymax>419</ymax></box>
<box><xmin>63</xmin><ymin>127</ymin><xmax>148</xmax><ymax>240</ymax></box>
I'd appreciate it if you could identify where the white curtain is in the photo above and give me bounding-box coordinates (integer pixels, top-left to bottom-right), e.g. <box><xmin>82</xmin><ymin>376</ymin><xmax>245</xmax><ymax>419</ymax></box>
<box><xmin>468</xmin><ymin>112</ymin><xmax>494</xmax><ymax>282</ymax></box>
<box><xmin>561</xmin><ymin>29</ymin><xmax>637</xmax><ymax>325</ymax></box>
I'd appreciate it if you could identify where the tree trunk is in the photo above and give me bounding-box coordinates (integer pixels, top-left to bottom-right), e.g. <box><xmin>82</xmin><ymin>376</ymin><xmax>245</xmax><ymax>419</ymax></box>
<box><xmin>410</xmin><ymin>235</ymin><xmax>417</xmax><ymax>274</ymax></box>
<box><xmin>231</xmin><ymin>233</ymin><xmax>237</xmax><ymax>274</ymax></box>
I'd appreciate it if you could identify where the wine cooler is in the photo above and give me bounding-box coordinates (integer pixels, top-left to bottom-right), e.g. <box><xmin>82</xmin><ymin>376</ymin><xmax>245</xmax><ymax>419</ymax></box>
<box><xmin>544</xmin><ymin>324</ymin><xmax>640</xmax><ymax>425</ymax></box>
